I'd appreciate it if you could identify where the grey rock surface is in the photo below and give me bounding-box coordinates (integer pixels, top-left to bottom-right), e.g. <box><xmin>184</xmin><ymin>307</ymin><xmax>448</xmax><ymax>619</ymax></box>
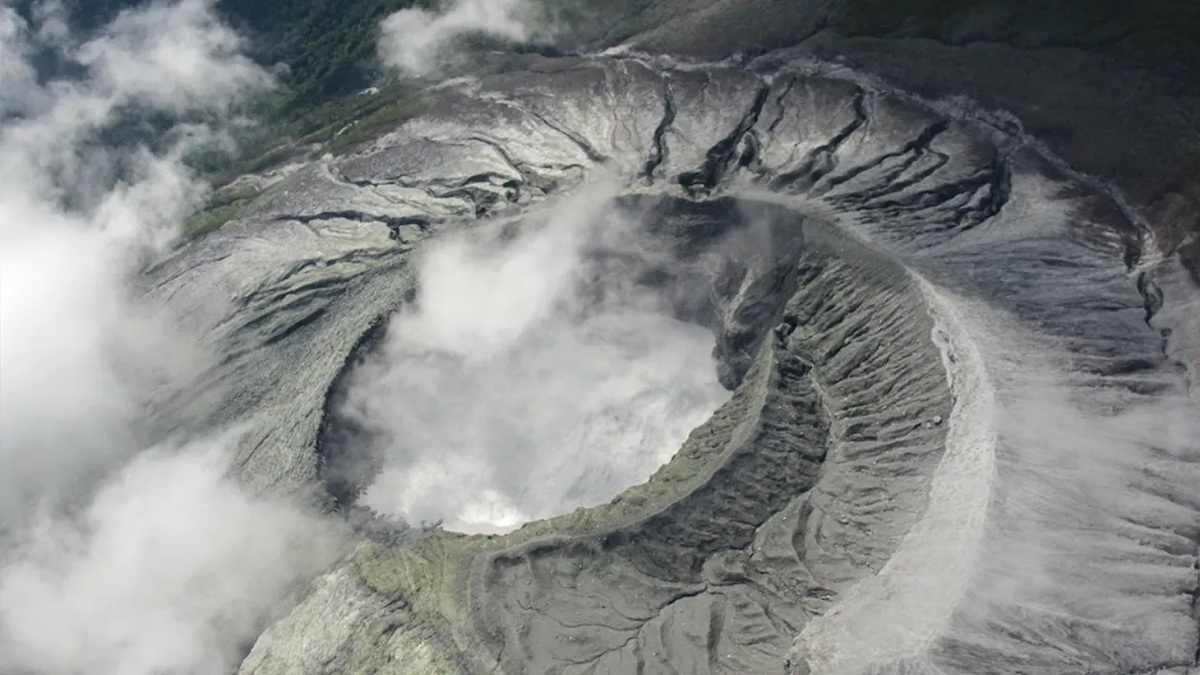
<box><xmin>150</xmin><ymin>41</ymin><xmax>1198</xmax><ymax>675</ymax></box>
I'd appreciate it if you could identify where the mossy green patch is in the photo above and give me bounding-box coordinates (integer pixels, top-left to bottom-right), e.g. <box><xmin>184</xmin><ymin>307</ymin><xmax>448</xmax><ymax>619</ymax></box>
<box><xmin>183</xmin><ymin>198</ymin><xmax>254</xmax><ymax>240</ymax></box>
<box><xmin>327</xmin><ymin>95</ymin><xmax>431</xmax><ymax>156</ymax></box>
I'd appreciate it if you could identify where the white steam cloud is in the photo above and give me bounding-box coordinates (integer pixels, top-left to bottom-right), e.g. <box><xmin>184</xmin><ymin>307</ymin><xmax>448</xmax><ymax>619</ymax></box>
<box><xmin>379</xmin><ymin>0</ymin><xmax>541</xmax><ymax>76</ymax></box>
<box><xmin>1</xmin><ymin>436</ymin><xmax>334</xmax><ymax>675</ymax></box>
<box><xmin>0</xmin><ymin>3</ymin><xmax>335</xmax><ymax>673</ymax></box>
<box><xmin>341</xmin><ymin>186</ymin><xmax>731</xmax><ymax>533</ymax></box>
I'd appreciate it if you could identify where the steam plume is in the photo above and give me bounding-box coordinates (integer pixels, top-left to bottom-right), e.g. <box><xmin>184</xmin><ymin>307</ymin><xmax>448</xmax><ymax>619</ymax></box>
<box><xmin>340</xmin><ymin>186</ymin><xmax>731</xmax><ymax>533</ymax></box>
<box><xmin>379</xmin><ymin>0</ymin><xmax>541</xmax><ymax>76</ymax></box>
<box><xmin>0</xmin><ymin>3</ymin><xmax>336</xmax><ymax>673</ymax></box>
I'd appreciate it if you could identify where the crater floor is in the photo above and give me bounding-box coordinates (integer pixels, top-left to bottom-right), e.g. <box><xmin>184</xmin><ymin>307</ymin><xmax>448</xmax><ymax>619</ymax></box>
<box><xmin>320</xmin><ymin>195</ymin><xmax>744</xmax><ymax>534</ymax></box>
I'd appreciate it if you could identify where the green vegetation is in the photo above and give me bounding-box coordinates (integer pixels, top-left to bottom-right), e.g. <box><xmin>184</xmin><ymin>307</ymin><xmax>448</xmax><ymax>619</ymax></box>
<box><xmin>27</xmin><ymin>0</ymin><xmax>437</xmax><ymax>190</ymax></box>
<box><xmin>183</xmin><ymin>196</ymin><xmax>254</xmax><ymax>239</ymax></box>
<box><xmin>205</xmin><ymin>82</ymin><xmax>428</xmax><ymax>181</ymax></box>
<box><xmin>182</xmin><ymin>81</ymin><xmax>433</xmax><ymax>239</ymax></box>
<box><xmin>325</xmin><ymin>92</ymin><xmax>430</xmax><ymax>155</ymax></box>
<box><xmin>218</xmin><ymin>0</ymin><xmax>431</xmax><ymax>118</ymax></box>
<box><xmin>182</xmin><ymin>182</ymin><xmax>262</xmax><ymax>239</ymax></box>
<box><xmin>209</xmin><ymin>0</ymin><xmax>435</xmax><ymax>180</ymax></box>
<box><xmin>37</xmin><ymin>0</ymin><xmax>428</xmax><ymax>118</ymax></box>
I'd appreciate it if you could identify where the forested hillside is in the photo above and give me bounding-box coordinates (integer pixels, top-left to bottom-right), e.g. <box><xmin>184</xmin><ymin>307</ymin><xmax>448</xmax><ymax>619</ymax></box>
<box><xmin>14</xmin><ymin>0</ymin><xmax>426</xmax><ymax>118</ymax></box>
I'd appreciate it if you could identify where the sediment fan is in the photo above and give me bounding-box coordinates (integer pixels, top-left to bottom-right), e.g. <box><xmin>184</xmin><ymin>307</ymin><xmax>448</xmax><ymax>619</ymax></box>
<box><xmin>150</xmin><ymin>54</ymin><xmax>1200</xmax><ymax>674</ymax></box>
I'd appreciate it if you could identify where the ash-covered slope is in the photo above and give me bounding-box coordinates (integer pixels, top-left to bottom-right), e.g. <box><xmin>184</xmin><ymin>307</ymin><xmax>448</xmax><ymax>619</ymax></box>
<box><xmin>148</xmin><ymin>51</ymin><xmax>1200</xmax><ymax>674</ymax></box>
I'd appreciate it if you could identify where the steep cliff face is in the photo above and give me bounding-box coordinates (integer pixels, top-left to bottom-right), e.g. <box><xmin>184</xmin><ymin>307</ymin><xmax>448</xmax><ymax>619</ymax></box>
<box><xmin>148</xmin><ymin>46</ymin><xmax>1200</xmax><ymax>673</ymax></box>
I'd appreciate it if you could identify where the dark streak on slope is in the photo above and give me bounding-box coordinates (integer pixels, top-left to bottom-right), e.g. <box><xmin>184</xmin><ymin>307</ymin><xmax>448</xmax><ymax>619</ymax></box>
<box><xmin>766</xmin><ymin>76</ymin><xmax>798</xmax><ymax>135</ymax></box>
<box><xmin>1137</xmin><ymin>271</ymin><xmax>1165</xmax><ymax>324</ymax></box>
<box><xmin>819</xmin><ymin>120</ymin><xmax>950</xmax><ymax>194</ymax></box>
<box><xmin>643</xmin><ymin>78</ymin><xmax>677</xmax><ymax>182</ymax></box>
<box><xmin>846</xmin><ymin>152</ymin><xmax>1011</xmax><ymax>239</ymax></box>
<box><xmin>768</xmin><ymin>87</ymin><xmax>868</xmax><ymax>192</ymax></box>
<box><xmin>678</xmin><ymin>84</ymin><xmax>772</xmax><ymax>196</ymax></box>
<box><xmin>506</xmin><ymin>102</ymin><xmax>611</xmax><ymax>164</ymax></box>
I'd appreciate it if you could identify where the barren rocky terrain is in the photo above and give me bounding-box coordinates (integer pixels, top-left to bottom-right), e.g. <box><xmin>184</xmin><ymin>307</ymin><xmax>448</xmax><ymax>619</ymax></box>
<box><xmin>147</xmin><ymin>33</ymin><xmax>1200</xmax><ymax>672</ymax></box>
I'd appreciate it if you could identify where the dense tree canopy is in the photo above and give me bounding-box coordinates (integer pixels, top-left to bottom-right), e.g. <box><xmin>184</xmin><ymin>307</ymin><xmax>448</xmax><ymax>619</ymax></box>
<box><xmin>15</xmin><ymin>0</ymin><xmax>427</xmax><ymax>116</ymax></box>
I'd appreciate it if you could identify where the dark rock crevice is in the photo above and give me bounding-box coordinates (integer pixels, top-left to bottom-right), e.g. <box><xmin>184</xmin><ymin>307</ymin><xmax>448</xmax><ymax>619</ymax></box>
<box><xmin>643</xmin><ymin>77</ymin><xmax>677</xmax><ymax>181</ymax></box>
<box><xmin>767</xmin><ymin>86</ymin><xmax>868</xmax><ymax>192</ymax></box>
<box><xmin>277</xmin><ymin>210</ymin><xmax>432</xmax><ymax>240</ymax></box>
<box><xmin>819</xmin><ymin>119</ymin><xmax>950</xmax><ymax>195</ymax></box>
<box><xmin>496</xmin><ymin>98</ymin><xmax>611</xmax><ymax>164</ymax></box>
<box><xmin>678</xmin><ymin>84</ymin><xmax>772</xmax><ymax>196</ymax></box>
